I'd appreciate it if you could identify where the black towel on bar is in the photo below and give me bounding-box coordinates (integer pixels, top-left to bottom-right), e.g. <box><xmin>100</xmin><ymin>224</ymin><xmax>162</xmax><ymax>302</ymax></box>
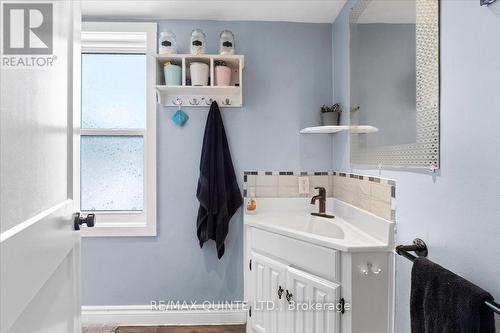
<box><xmin>411</xmin><ymin>257</ymin><xmax>495</xmax><ymax>333</ymax></box>
<box><xmin>196</xmin><ymin>101</ymin><xmax>242</xmax><ymax>259</ymax></box>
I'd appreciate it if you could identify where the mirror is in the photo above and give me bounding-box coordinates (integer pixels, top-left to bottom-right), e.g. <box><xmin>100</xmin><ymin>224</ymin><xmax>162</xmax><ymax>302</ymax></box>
<box><xmin>349</xmin><ymin>0</ymin><xmax>440</xmax><ymax>169</ymax></box>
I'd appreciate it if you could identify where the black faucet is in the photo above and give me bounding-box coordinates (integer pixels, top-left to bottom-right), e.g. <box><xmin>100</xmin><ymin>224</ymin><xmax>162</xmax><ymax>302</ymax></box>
<box><xmin>310</xmin><ymin>187</ymin><xmax>334</xmax><ymax>219</ymax></box>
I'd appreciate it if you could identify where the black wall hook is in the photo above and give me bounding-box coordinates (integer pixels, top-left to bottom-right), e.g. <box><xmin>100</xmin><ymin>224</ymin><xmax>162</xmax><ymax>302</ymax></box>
<box><xmin>395</xmin><ymin>238</ymin><xmax>428</xmax><ymax>260</ymax></box>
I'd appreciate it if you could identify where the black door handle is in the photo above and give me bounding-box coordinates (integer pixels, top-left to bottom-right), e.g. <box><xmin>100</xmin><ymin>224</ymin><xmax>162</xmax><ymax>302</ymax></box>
<box><xmin>278</xmin><ymin>286</ymin><xmax>284</xmax><ymax>299</ymax></box>
<box><xmin>74</xmin><ymin>212</ymin><xmax>95</xmax><ymax>230</ymax></box>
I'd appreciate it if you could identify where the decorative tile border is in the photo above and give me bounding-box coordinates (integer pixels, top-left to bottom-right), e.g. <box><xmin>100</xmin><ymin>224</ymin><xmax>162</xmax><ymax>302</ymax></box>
<box><xmin>243</xmin><ymin>170</ymin><xmax>396</xmax><ymax>222</ymax></box>
<box><xmin>243</xmin><ymin>171</ymin><xmax>334</xmax><ymax>199</ymax></box>
<box><xmin>243</xmin><ymin>171</ymin><xmax>335</xmax><ymax>176</ymax></box>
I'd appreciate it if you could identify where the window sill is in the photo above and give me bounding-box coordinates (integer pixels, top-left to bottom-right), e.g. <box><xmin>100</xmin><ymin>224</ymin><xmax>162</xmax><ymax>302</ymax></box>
<box><xmin>80</xmin><ymin>222</ymin><xmax>156</xmax><ymax>237</ymax></box>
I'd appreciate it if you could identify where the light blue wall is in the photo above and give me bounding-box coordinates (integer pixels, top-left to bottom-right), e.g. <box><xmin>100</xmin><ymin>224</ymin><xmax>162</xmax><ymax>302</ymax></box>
<box><xmin>332</xmin><ymin>0</ymin><xmax>500</xmax><ymax>331</ymax></box>
<box><xmin>81</xmin><ymin>20</ymin><xmax>334</xmax><ymax>305</ymax></box>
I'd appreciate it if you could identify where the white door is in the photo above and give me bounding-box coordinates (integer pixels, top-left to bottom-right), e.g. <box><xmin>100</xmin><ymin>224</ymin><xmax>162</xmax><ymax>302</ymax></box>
<box><xmin>286</xmin><ymin>267</ymin><xmax>340</xmax><ymax>333</ymax></box>
<box><xmin>249</xmin><ymin>252</ymin><xmax>287</xmax><ymax>333</ymax></box>
<box><xmin>0</xmin><ymin>1</ymin><xmax>83</xmax><ymax>332</ymax></box>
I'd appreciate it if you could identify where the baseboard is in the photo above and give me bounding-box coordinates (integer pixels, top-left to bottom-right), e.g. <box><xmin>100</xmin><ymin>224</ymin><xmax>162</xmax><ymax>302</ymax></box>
<box><xmin>81</xmin><ymin>304</ymin><xmax>247</xmax><ymax>326</ymax></box>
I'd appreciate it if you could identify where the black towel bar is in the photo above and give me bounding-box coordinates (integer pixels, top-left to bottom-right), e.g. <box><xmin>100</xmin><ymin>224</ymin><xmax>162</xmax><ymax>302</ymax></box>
<box><xmin>396</xmin><ymin>238</ymin><xmax>500</xmax><ymax>315</ymax></box>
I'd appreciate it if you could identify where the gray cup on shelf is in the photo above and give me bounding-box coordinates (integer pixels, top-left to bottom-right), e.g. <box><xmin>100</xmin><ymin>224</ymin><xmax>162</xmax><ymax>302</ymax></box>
<box><xmin>321</xmin><ymin>111</ymin><xmax>341</xmax><ymax>126</ymax></box>
<box><xmin>321</xmin><ymin>103</ymin><xmax>342</xmax><ymax>126</ymax></box>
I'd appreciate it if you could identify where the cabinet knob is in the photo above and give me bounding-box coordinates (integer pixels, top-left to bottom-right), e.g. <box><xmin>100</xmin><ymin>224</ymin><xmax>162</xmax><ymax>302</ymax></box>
<box><xmin>278</xmin><ymin>286</ymin><xmax>284</xmax><ymax>299</ymax></box>
<box><xmin>361</xmin><ymin>263</ymin><xmax>382</xmax><ymax>276</ymax></box>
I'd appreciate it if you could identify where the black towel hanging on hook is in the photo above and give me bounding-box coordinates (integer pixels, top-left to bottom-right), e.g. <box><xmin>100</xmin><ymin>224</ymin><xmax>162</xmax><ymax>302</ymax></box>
<box><xmin>196</xmin><ymin>101</ymin><xmax>242</xmax><ymax>259</ymax></box>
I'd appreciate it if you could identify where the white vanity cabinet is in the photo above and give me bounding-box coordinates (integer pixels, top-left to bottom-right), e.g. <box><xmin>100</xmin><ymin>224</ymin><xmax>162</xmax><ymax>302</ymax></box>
<box><xmin>249</xmin><ymin>252</ymin><xmax>341</xmax><ymax>333</ymax></box>
<box><xmin>285</xmin><ymin>267</ymin><xmax>341</xmax><ymax>333</ymax></box>
<box><xmin>249</xmin><ymin>253</ymin><xmax>287</xmax><ymax>333</ymax></box>
<box><xmin>245</xmin><ymin>224</ymin><xmax>393</xmax><ymax>333</ymax></box>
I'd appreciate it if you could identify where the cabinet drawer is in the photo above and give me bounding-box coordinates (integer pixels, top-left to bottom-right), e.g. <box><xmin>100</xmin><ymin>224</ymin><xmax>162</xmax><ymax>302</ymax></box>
<box><xmin>250</xmin><ymin>227</ymin><xmax>339</xmax><ymax>281</ymax></box>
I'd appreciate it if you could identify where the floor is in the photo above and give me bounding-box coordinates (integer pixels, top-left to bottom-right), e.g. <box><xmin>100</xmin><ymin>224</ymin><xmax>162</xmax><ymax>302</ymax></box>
<box><xmin>115</xmin><ymin>326</ymin><xmax>245</xmax><ymax>333</ymax></box>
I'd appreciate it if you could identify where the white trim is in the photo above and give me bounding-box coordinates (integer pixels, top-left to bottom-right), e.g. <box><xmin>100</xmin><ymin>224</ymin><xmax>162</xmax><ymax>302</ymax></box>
<box><xmin>81</xmin><ymin>22</ymin><xmax>157</xmax><ymax>54</ymax></box>
<box><xmin>80</xmin><ymin>22</ymin><xmax>157</xmax><ymax>237</ymax></box>
<box><xmin>80</xmin><ymin>129</ymin><xmax>146</xmax><ymax>136</ymax></box>
<box><xmin>80</xmin><ymin>222</ymin><xmax>156</xmax><ymax>237</ymax></box>
<box><xmin>71</xmin><ymin>0</ymin><xmax>82</xmax><ymax>242</ymax></box>
<box><xmin>81</xmin><ymin>305</ymin><xmax>247</xmax><ymax>326</ymax></box>
<box><xmin>70</xmin><ymin>2</ymin><xmax>83</xmax><ymax>332</ymax></box>
<box><xmin>81</xmin><ymin>31</ymin><xmax>148</xmax><ymax>53</ymax></box>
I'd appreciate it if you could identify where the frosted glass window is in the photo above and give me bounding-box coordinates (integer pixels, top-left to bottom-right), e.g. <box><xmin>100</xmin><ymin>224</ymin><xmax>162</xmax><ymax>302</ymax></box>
<box><xmin>81</xmin><ymin>54</ymin><xmax>146</xmax><ymax>129</ymax></box>
<box><xmin>81</xmin><ymin>136</ymin><xmax>144</xmax><ymax>211</ymax></box>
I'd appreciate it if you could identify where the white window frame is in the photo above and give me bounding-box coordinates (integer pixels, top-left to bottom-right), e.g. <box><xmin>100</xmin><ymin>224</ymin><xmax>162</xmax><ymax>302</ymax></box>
<box><xmin>78</xmin><ymin>22</ymin><xmax>157</xmax><ymax>237</ymax></box>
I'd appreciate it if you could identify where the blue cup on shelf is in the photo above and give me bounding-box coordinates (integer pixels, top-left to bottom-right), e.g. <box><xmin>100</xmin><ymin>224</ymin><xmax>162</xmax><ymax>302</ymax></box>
<box><xmin>163</xmin><ymin>62</ymin><xmax>181</xmax><ymax>86</ymax></box>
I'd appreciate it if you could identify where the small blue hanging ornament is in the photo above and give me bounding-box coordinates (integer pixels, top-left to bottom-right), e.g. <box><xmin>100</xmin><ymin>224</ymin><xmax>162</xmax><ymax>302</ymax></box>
<box><xmin>171</xmin><ymin>103</ymin><xmax>188</xmax><ymax>126</ymax></box>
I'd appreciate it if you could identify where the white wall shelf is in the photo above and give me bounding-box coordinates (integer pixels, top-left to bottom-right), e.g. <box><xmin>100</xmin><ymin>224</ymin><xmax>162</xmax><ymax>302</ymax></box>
<box><xmin>155</xmin><ymin>54</ymin><xmax>244</xmax><ymax>107</ymax></box>
<box><xmin>299</xmin><ymin>125</ymin><xmax>378</xmax><ymax>134</ymax></box>
<box><xmin>350</xmin><ymin>126</ymin><xmax>378</xmax><ymax>134</ymax></box>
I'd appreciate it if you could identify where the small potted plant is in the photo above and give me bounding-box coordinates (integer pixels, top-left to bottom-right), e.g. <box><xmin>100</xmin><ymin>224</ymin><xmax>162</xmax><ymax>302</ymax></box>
<box><xmin>320</xmin><ymin>103</ymin><xmax>342</xmax><ymax>126</ymax></box>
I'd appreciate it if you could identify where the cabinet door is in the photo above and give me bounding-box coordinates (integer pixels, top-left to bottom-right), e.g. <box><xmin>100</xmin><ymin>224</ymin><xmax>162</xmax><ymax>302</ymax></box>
<box><xmin>249</xmin><ymin>252</ymin><xmax>287</xmax><ymax>333</ymax></box>
<box><xmin>286</xmin><ymin>267</ymin><xmax>340</xmax><ymax>333</ymax></box>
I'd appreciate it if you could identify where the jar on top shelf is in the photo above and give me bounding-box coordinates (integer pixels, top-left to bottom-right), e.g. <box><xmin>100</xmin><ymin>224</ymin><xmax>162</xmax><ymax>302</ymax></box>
<box><xmin>190</xmin><ymin>29</ymin><xmax>206</xmax><ymax>55</ymax></box>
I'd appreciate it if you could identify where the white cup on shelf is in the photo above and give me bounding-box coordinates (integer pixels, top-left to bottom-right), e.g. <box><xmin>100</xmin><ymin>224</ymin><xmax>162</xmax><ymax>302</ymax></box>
<box><xmin>190</xmin><ymin>62</ymin><xmax>209</xmax><ymax>86</ymax></box>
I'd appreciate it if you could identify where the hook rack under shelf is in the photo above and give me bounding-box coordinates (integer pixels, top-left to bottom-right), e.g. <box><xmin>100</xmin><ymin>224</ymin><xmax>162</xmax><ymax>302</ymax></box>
<box><xmin>156</xmin><ymin>85</ymin><xmax>241</xmax><ymax>108</ymax></box>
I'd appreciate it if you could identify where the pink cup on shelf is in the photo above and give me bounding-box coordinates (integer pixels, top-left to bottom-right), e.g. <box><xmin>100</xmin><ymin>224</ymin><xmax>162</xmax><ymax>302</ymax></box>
<box><xmin>215</xmin><ymin>65</ymin><xmax>232</xmax><ymax>86</ymax></box>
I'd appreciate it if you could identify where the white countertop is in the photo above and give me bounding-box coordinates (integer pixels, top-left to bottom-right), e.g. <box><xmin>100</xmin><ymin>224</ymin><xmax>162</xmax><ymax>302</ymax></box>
<box><xmin>244</xmin><ymin>198</ymin><xmax>394</xmax><ymax>252</ymax></box>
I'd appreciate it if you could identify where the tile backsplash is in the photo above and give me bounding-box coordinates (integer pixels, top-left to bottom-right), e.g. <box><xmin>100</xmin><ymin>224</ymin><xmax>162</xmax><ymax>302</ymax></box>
<box><xmin>333</xmin><ymin>173</ymin><xmax>396</xmax><ymax>221</ymax></box>
<box><xmin>243</xmin><ymin>171</ymin><xmax>334</xmax><ymax>198</ymax></box>
<box><xmin>243</xmin><ymin>171</ymin><xmax>396</xmax><ymax>222</ymax></box>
